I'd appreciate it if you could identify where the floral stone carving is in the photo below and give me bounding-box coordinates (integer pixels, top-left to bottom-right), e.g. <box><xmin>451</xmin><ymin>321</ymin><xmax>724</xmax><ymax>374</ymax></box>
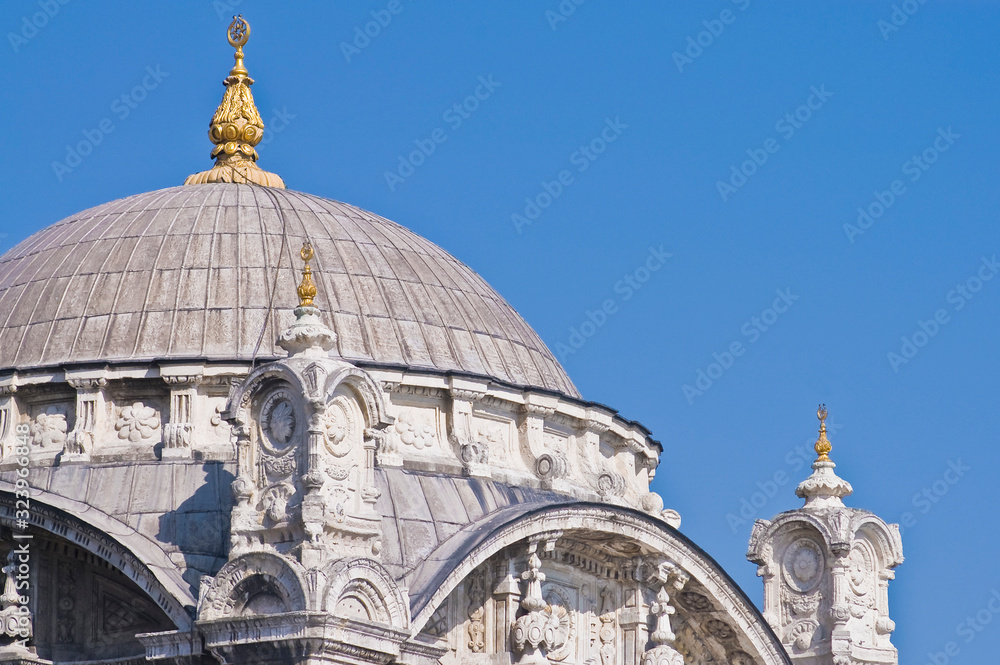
<box><xmin>394</xmin><ymin>410</ymin><xmax>435</xmax><ymax>449</ymax></box>
<box><xmin>115</xmin><ymin>402</ymin><xmax>161</xmax><ymax>443</ymax></box>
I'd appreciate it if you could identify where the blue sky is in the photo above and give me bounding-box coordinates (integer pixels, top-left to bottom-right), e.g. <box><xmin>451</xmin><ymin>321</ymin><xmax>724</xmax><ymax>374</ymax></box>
<box><xmin>2</xmin><ymin>1</ymin><xmax>998</xmax><ymax>661</ymax></box>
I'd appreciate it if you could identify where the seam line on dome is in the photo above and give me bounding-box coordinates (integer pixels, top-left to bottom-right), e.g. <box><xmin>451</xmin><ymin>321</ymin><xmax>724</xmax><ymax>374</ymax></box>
<box><xmin>249</xmin><ymin>184</ymin><xmax>291</xmax><ymax>368</ymax></box>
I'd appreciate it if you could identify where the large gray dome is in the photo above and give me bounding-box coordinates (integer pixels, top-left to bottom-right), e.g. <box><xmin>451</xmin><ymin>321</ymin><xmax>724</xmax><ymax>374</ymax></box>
<box><xmin>0</xmin><ymin>184</ymin><xmax>578</xmax><ymax>397</ymax></box>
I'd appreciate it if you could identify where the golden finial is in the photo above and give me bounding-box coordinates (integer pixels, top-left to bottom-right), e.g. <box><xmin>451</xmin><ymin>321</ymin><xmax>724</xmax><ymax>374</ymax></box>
<box><xmin>227</xmin><ymin>14</ymin><xmax>250</xmax><ymax>79</ymax></box>
<box><xmin>184</xmin><ymin>15</ymin><xmax>285</xmax><ymax>188</ymax></box>
<box><xmin>814</xmin><ymin>404</ymin><xmax>832</xmax><ymax>463</ymax></box>
<box><xmin>297</xmin><ymin>241</ymin><xmax>318</xmax><ymax>307</ymax></box>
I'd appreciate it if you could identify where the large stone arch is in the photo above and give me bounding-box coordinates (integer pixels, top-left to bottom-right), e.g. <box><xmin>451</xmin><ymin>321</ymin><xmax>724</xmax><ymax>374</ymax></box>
<box><xmin>0</xmin><ymin>487</ymin><xmax>194</xmax><ymax>630</ymax></box>
<box><xmin>407</xmin><ymin>503</ymin><xmax>790</xmax><ymax>665</ymax></box>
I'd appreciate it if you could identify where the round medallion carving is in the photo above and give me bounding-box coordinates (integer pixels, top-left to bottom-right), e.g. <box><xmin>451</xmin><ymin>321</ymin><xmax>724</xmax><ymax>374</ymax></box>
<box><xmin>704</xmin><ymin>618</ymin><xmax>735</xmax><ymax>640</ymax></box>
<box><xmin>848</xmin><ymin>543</ymin><xmax>874</xmax><ymax>596</ymax></box>
<box><xmin>260</xmin><ymin>391</ymin><xmax>297</xmax><ymax>451</ymax></box>
<box><xmin>782</xmin><ymin>539</ymin><xmax>824</xmax><ymax>593</ymax></box>
<box><xmin>323</xmin><ymin>402</ymin><xmax>353</xmax><ymax>457</ymax></box>
<box><xmin>678</xmin><ymin>591</ymin><xmax>713</xmax><ymax>612</ymax></box>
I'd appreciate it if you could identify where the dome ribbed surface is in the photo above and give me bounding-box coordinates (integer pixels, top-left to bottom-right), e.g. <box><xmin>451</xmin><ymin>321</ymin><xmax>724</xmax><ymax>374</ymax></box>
<box><xmin>0</xmin><ymin>184</ymin><xmax>578</xmax><ymax>397</ymax></box>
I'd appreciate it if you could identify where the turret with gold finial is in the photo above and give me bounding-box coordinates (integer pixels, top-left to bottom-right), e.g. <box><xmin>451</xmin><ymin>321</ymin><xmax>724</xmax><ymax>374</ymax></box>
<box><xmin>185</xmin><ymin>15</ymin><xmax>285</xmax><ymax>188</ymax></box>
<box><xmin>277</xmin><ymin>241</ymin><xmax>336</xmax><ymax>357</ymax></box>
<box><xmin>748</xmin><ymin>405</ymin><xmax>904</xmax><ymax>665</ymax></box>
<box><xmin>795</xmin><ymin>404</ymin><xmax>853</xmax><ymax>508</ymax></box>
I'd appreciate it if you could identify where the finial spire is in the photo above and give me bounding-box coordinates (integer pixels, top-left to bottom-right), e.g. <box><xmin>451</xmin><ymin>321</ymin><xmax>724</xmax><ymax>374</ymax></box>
<box><xmin>297</xmin><ymin>241</ymin><xmax>318</xmax><ymax>307</ymax></box>
<box><xmin>277</xmin><ymin>240</ymin><xmax>336</xmax><ymax>357</ymax></box>
<box><xmin>184</xmin><ymin>15</ymin><xmax>285</xmax><ymax>188</ymax></box>
<box><xmin>814</xmin><ymin>403</ymin><xmax>832</xmax><ymax>462</ymax></box>
<box><xmin>795</xmin><ymin>404</ymin><xmax>852</xmax><ymax>508</ymax></box>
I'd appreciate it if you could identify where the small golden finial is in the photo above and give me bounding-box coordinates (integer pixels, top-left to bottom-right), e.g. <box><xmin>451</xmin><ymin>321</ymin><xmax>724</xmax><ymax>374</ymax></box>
<box><xmin>814</xmin><ymin>404</ymin><xmax>832</xmax><ymax>463</ymax></box>
<box><xmin>227</xmin><ymin>14</ymin><xmax>250</xmax><ymax>79</ymax></box>
<box><xmin>184</xmin><ymin>15</ymin><xmax>285</xmax><ymax>188</ymax></box>
<box><xmin>297</xmin><ymin>241</ymin><xmax>318</xmax><ymax>307</ymax></box>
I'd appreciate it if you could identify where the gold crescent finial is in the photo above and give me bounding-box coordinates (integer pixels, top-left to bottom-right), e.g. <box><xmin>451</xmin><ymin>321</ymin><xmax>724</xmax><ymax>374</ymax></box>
<box><xmin>228</xmin><ymin>14</ymin><xmax>250</xmax><ymax>48</ymax></box>
<box><xmin>814</xmin><ymin>404</ymin><xmax>832</xmax><ymax>463</ymax></box>
<box><xmin>297</xmin><ymin>241</ymin><xmax>318</xmax><ymax>307</ymax></box>
<box><xmin>184</xmin><ymin>15</ymin><xmax>285</xmax><ymax>188</ymax></box>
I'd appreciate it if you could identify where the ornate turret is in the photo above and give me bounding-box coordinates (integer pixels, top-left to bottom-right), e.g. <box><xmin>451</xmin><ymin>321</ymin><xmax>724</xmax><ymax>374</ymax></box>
<box><xmin>185</xmin><ymin>15</ymin><xmax>285</xmax><ymax>188</ymax></box>
<box><xmin>276</xmin><ymin>241</ymin><xmax>336</xmax><ymax>357</ymax></box>
<box><xmin>747</xmin><ymin>407</ymin><xmax>904</xmax><ymax>665</ymax></box>
<box><xmin>795</xmin><ymin>405</ymin><xmax>854</xmax><ymax>510</ymax></box>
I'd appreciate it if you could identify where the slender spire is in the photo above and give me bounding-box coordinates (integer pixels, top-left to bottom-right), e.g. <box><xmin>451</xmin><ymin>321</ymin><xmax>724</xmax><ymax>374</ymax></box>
<box><xmin>814</xmin><ymin>403</ymin><xmax>832</xmax><ymax>462</ymax></box>
<box><xmin>185</xmin><ymin>15</ymin><xmax>285</xmax><ymax>188</ymax></box>
<box><xmin>297</xmin><ymin>241</ymin><xmax>317</xmax><ymax>307</ymax></box>
<box><xmin>277</xmin><ymin>241</ymin><xmax>336</xmax><ymax>357</ymax></box>
<box><xmin>795</xmin><ymin>404</ymin><xmax>852</xmax><ymax>508</ymax></box>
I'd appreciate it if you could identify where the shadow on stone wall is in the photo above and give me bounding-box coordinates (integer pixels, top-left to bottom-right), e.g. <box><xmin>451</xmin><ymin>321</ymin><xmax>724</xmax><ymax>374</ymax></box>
<box><xmin>158</xmin><ymin>461</ymin><xmax>236</xmax><ymax>598</ymax></box>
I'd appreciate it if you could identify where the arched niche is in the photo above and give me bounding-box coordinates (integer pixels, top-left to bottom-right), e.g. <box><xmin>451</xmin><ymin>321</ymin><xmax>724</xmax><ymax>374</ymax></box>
<box><xmin>197</xmin><ymin>551</ymin><xmax>307</xmax><ymax>622</ymax></box>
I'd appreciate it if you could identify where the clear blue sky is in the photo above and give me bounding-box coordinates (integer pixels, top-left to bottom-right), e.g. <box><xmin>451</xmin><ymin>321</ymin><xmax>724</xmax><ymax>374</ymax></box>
<box><xmin>3</xmin><ymin>1</ymin><xmax>998</xmax><ymax>661</ymax></box>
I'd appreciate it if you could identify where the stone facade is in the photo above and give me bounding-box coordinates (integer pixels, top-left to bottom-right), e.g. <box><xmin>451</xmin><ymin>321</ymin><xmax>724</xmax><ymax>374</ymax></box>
<box><xmin>0</xmin><ymin>182</ymin><xmax>909</xmax><ymax>665</ymax></box>
<box><xmin>0</xmin><ymin>271</ymin><xmax>796</xmax><ymax>665</ymax></box>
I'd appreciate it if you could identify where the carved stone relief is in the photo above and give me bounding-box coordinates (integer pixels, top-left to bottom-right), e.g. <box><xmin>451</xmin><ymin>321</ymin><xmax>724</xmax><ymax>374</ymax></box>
<box><xmin>115</xmin><ymin>402</ymin><xmax>161</xmax><ymax>444</ymax></box>
<box><xmin>393</xmin><ymin>408</ymin><xmax>437</xmax><ymax>451</ymax></box>
<box><xmin>30</xmin><ymin>405</ymin><xmax>69</xmax><ymax>449</ymax></box>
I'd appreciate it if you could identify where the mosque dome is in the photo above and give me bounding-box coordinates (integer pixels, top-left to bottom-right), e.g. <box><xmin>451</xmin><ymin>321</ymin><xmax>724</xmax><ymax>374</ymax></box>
<box><xmin>0</xmin><ymin>184</ymin><xmax>578</xmax><ymax>397</ymax></box>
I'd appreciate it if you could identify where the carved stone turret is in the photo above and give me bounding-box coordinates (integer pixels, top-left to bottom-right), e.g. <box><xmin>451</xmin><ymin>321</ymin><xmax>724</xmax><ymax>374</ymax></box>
<box><xmin>747</xmin><ymin>406</ymin><xmax>904</xmax><ymax>665</ymax></box>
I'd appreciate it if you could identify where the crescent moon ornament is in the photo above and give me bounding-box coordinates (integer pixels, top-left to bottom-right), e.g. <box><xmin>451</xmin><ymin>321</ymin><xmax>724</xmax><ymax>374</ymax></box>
<box><xmin>228</xmin><ymin>15</ymin><xmax>250</xmax><ymax>48</ymax></box>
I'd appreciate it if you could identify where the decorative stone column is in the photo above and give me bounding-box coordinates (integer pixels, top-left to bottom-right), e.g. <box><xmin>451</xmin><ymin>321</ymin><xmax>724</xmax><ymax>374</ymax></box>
<box><xmin>0</xmin><ymin>383</ymin><xmax>18</xmax><ymax>460</ymax></box>
<box><xmin>513</xmin><ymin>536</ymin><xmax>563</xmax><ymax>665</ymax></box>
<box><xmin>64</xmin><ymin>375</ymin><xmax>107</xmax><ymax>463</ymax></box>
<box><xmin>492</xmin><ymin>556</ymin><xmax>521</xmax><ymax>653</ymax></box>
<box><xmin>448</xmin><ymin>383</ymin><xmax>489</xmax><ymax>477</ymax></box>
<box><xmin>0</xmin><ymin>543</ymin><xmax>31</xmax><ymax>648</ymax></box>
<box><xmin>640</xmin><ymin>585</ymin><xmax>684</xmax><ymax>665</ymax></box>
<box><xmin>162</xmin><ymin>374</ymin><xmax>201</xmax><ymax>459</ymax></box>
